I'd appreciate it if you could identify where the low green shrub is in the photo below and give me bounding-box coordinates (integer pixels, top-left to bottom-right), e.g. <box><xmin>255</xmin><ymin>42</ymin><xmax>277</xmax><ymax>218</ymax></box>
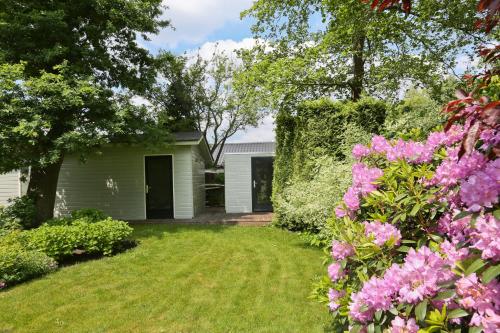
<box><xmin>0</xmin><ymin>196</ymin><xmax>36</xmax><ymax>229</ymax></box>
<box><xmin>44</xmin><ymin>208</ymin><xmax>109</xmax><ymax>226</ymax></box>
<box><xmin>1</xmin><ymin>218</ymin><xmax>134</xmax><ymax>261</ymax></box>
<box><xmin>71</xmin><ymin>208</ymin><xmax>108</xmax><ymax>222</ymax></box>
<box><xmin>0</xmin><ymin>243</ymin><xmax>57</xmax><ymax>288</ymax></box>
<box><xmin>273</xmin><ymin>157</ymin><xmax>352</xmax><ymax>234</ymax></box>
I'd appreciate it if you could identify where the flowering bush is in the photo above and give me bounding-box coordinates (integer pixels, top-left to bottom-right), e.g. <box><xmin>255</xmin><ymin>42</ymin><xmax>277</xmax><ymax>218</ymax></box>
<box><xmin>315</xmin><ymin>111</ymin><xmax>499</xmax><ymax>332</ymax></box>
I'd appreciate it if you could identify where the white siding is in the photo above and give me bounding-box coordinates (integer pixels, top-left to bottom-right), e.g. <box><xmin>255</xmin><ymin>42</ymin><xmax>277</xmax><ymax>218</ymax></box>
<box><xmin>224</xmin><ymin>153</ymin><xmax>274</xmax><ymax>213</ymax></box>
<box><xmin>191</xmin><ymin>146</ymin><xmax>206</xmax><ymax>216</ymax></box>
<box><xmin>55</xmin><ymin>145</ymin><xmax>195</xmax><ymax>220</ymax></box>
<box><xmin>0</xmin><ymin>171</ymin><xmax>20</xmax><ymax>206</ymax></box>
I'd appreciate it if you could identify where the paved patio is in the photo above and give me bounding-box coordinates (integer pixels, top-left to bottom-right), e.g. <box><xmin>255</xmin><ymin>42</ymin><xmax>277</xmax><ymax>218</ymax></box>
<box><xmin>129</xmin><ymin>207</ymin><xmax>273</xmax><ymax>226</ymax></box>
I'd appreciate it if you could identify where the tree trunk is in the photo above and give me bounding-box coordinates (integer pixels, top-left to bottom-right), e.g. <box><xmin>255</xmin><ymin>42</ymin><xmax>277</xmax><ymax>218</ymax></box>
<box><xmin>351</xmin><ymin>32</ymin><xmax>366</xmax><ymax>101</ymax></box>
<box><xmin>27</xmin><ymin>157</ymin><xmax>64</xmax><ymax>225</ymax></box>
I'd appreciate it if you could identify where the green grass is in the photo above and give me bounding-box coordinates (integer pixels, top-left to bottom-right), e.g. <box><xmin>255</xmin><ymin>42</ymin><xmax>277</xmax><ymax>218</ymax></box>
<box><xmin>0</xmin><ymin>224</ymin><xmax>330</xmax><ymax>332</ymax></box>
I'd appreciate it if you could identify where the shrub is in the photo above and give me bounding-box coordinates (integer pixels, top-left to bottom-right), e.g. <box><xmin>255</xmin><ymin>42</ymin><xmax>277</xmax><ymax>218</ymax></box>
<box><xmin>273</xmin><ymin>157</ymin><xmax>352</xmax><ymax>234</ymax></box>
<box><xmin>0</xmin><ymin>196</ymin><xmax>36</xmax><ymax>229</ymax></box>
<box><xmin>273</xmin><ymin>98</ymin><xmax>386</xmax><ymax>232</ymax></box>
<box><xmin>316</xmin><ymin>119</ymin><xmax>499</xmax><ymax>332</ymax></box>
<box><xmin>1</xmin><ymin>218</ymin><xmax>134</xmax><ymax>261</ymax></box>
<box><xmin>71</xmin><ymin>208</ymin><xmax>108</xmax><ymax>222</ymax></box>
<box><xmin>0</xmin><ymin>243</ymin><xmax>57</xmax><ymax>288</ymax></box>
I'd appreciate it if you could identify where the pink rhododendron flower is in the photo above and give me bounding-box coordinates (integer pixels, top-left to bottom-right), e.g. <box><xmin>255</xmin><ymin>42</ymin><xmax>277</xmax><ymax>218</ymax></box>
<box><xmin>335</xmin><ymin>205</ymin><xmax>347</xmax><ymax>218</ymax></box>
<box><xmin>440</xmin><ymin>240</ymin><xmax>469</xmax><ymax>267</ymax></box>
<box><xmin>432</xmin><ymin>150</ymin><xmax>487</xmax><ymax>187</ymax></box>
<box><xmin>364</xmin><ymin>221</ymin><xmax>402</xmax><ymax>246</ymax></box>
<box><xmin>352</xmin><ymin>144</ymin><xmax>371</xmax><ymax>159</ymax></box>
<box><xmin>395</xmin><ymin>247</ymin><xmax>452</xmax><ymax>304</ymax></box>
<box><xmin>390</xmin><ymin>316</ymin><xmax>419</xmax><ymax>333</ymax></box>
<box><xmin>352</xmin><ymin>163</ymin><xmax>383</xmax><ymax>195</ymax></box>
<box><xmin>471</xmin><ymin>214</ymin><xmax>500</xmax><ymax>260</ymax></box>
<box><xmin>349</xmin><ymin>291</ymin><xmax>376</xmax><ymax>323</ymax></box>
<box><xmin>328</xmin><ymin>288</ymin><xmax>345</xmax><ymax>311</ymax></box>
<box><xmin>460</xmin><ymin>168</ymin><xmax>499</xmax><ymax>211</ymax></box>
<box><xmin>343</xmin><ymin>187</ymin><xmax>360</xmax><ymax>211</ymax></box>
<box><xmin>331</xmin><ymin>240</ymin><xmax>355</xmax><ymax>260</ymax></box>
<box><xmin>443</xmin><ymin>124</ymin><xmax>466</xmax><ymax>146</ymax></box>
<box><xmin>456</xmin><ymin>273</ymin><xmax>500</xmax><ymax>330</ymax></box>
<box><xmin>371</xmin><ymin>135</ymin><xmax>391</xmax><ymax>154</ymax></box>
<box><xmin>328</xmin><ymin>262</ymin><xmax>345</xmax><ymax>282</ymax></box>
<box><xmin>437</xmin><ymin>211</ymin><xmax>472</xmax><ymax>243</ymax></box>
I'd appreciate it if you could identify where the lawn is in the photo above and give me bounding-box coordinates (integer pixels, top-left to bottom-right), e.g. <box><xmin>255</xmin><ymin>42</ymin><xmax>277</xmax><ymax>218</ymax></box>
<box><xmin>0</xmin><ymin>224</ymin><xmax>331</xmax><ymax>332</ymax></box>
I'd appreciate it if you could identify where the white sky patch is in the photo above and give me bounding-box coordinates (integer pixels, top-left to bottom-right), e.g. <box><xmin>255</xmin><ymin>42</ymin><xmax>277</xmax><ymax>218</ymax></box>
<box><xmin>228</xmin><ymin>115</ymin><xmax>276</xmax><ymax>143</ymax></box>
<box><xmin>151</xmin><ymin>0</ymin><xmax>254</xmax><ymax>48</ymax></box>
<box><xmin>454</xmin><ymin>54</ymin><xmax>481</xmax><ymax>74</ymax></box>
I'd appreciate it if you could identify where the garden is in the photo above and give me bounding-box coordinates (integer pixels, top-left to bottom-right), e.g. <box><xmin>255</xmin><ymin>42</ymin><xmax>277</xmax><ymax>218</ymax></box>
<box><xmin>0</xmin><ymin>0</ymin><xmax>499</xmax><ymax>332</ymax></box>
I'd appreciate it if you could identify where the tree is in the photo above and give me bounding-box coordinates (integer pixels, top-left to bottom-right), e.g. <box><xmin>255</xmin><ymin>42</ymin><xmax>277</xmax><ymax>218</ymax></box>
<box><xmin>237</xmin><ymin>0</ymin><xmax>489</xmax><ymax>112</ymax></box>
<box><xmin>0</xmin><ymin>63</ymin><xmax>164</xmax><ymax>223</ymax></box>
<box><xmin>151</xmin><ymin>50</ymin><xmax>263</xmax><ymax>166</ymax></box>
<box><xmin>0</xmin><ymin>0</ymin><xmax>168</xmax><ymax>223</ymax></box>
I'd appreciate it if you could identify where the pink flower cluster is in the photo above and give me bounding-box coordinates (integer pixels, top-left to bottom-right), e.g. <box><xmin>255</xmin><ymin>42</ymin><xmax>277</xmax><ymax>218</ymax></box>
<box><xmin>456</xmin><ymin>274</ymin><xmax>500</xmax><ymax>333</ymax></box>
<box><xmin>349</xmin><ymin>246</ymin><xmax>452</xmax><ymax>322</ymax></box>
<box><xmin>336</xmin><ymin>163</ymin><xmax>383</xmax><ymax>217</ymax></box>
<box><xmin>471</xmin><ymin>214</ymin><xmax>500</xmax><ymax>261</ymax></box>
<box><xmin>328</xmin><ymin>262</ymin><xmax>345</xmax><ymax>282</ymax></box>
<box><xmin>431</xmin><ymin>149</ymin><xmax>487</xmax><ymax>187</ymax></box>
<box><xmin>351</xmin><ymin>126</ymin><xmax>465</xmax><ymax>164</ymax></box>
<box><xmin>460</xmin><ymin>159</ymin><xmax>500</xmax><ymax>211</ymax></box>
<box><xmin>390</xmin><ymin>316</ymin><xmax>419</xmax><ymax>333</ymax></box>
<box><xmin>331</xmin><ymin>240</ymin><xmax>355</xmax><ymax>261</ymax></box>
<box><xmin>364</xmin><ymin>221</ymin><xmax>402</xmax><ymax>247</ymax></box>
<box><xmin>328</xmin><ymin>288</ymin><xmax>345</xmax><ymax>311</ymax></box>
<box><xmin>436</xmin><ymin>211</ymin><xmax>472</xmax><ymax>243</ymax></box>
<box><xmin>439</xmin><ymin>240</ymin><xmax>469</xmax><ymax>267</ymax></box>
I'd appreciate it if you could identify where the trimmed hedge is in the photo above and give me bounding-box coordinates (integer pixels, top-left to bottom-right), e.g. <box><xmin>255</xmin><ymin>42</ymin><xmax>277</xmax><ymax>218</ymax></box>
<box><xmin>272</xmin><ymin>97</ymin><xmax>387</xmax><ymax>232</ymax></box>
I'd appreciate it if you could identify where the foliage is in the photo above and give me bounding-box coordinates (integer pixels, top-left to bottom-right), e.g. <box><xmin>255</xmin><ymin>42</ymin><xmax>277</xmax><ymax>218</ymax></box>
<box><xmin>383</xmin><ymin>88</ymin><xmax>446</xmax><ymax>140</ymax></box>
<box><xmin>151</xmin><ymin>49</ymin><xmax>265</xmax><ymax>166</ymax></box>
<box><xmin>0</xmin><ymin>218</ymin><xmax>133</xmax><ymax>261</ymax></box>
<box><xmin>236</xmin><ymin>0</ymin><xmax>485</xmax><ymax>114</ymax></box>
<box><xmin>0</xmin><ymin>196</ymin><xmax>36</xmax><ymax>230</ymax></box>
<box><xmin>0</xmin><ymin>63</ymin><xmax>166</xmax><ymax>223</ymax></box>
<box><xmin>0</xmin><ymin>0</ymin><xmax>169</xmax><ymax>223</ymax></box>
<box><xmin>70</xmin><ymin>208</ymin><xmax>109</xmax><ymax>222</ymax></box>
<box><xmin>0</xmin><ymin>243</ymin><xmax>57</xmax><ymax>288</ymax></box>
<box><xmin>316</xmin><ymin>113</ymin><xmax>499</xmax><ymax>332</ymax></box>
<box><xmin>0</xmin><ymin>0</ymin><xmax>168</xmax><ymax>91</ymax></box>
<box><xmin>273</xmin><ymin>157</ymin><xmax>352</xmax><ymax>234</ymax></box>
<box><xmin>272</xmin><ymin>98</ymin><xmax>384</xmax><ymax>232</ymax></box>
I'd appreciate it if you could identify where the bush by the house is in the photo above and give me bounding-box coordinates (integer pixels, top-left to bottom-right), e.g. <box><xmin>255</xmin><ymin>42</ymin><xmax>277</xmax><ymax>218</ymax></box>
<box><xmin>0</xmin><ymin>211</ymin><xmax>134</xmax><ymax>288</ymax></box>
<box><xmin>315</xmin><ymin>97</ymin><xmax>499</xmax><ymax>332</ymax></box>
<box><xmin>0</xmin><ymin>196</ymin><xmax>37</xmax><ymax>230</ymax></box>
<box><xmin>0</xmin><ymin>243</ymin><xmax>57</xmax><ymax>288</ymax></box>
<box><xmin>20</xmin><ymin>218</ymin><xmax>133</xmax><ymax>261</ymax></box>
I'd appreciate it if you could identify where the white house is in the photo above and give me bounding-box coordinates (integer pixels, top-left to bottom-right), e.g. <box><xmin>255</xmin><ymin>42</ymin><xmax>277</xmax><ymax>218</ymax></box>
<box><xmin>0</xmin><ymin>132</ymin><xmax>212</xmax><ymax>220</ymax></box>
<box><xmin>217</xmin><ymin>142</ymin><xmax>275</xmax><ymax>213</ymax></box>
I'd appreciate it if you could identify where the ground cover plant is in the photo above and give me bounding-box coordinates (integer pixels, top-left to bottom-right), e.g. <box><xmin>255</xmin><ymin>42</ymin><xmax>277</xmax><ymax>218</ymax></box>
<box><xmin>0</xmin><ymin>225</ymin><xmax>330</xmax><ymax>333</ymax></box>
<box><xmin>0</xmin><ymin>208</ymin><xmax>133</xmax><ymax>288</ymax></box>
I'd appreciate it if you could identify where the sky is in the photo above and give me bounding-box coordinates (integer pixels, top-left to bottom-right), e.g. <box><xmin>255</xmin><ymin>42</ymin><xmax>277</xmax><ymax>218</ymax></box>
<box><xmin>139</xmin><ymin>0</ymin><xmax>480</xmax><ymax>143</ymax></box>
<box><xmin>140</xmin><ymin>0</ymin><xmax>273</xmax><ymax>143</ymax></box>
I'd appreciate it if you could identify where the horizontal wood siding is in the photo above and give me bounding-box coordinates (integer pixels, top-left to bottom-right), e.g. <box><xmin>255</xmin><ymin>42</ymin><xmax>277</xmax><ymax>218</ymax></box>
<box><xmin>224</xmin><ymin>153</ymin><xmax>275</xmax><ymax>213</ymax></box>
<box><xmin>0</xmin><ymin>171</ymin><xmax>20</xmax><ymax>206</ymax></box>
<box><xmin>55</xmin><ymin>145</ymin><xmax>194</xmax><ymax>219</ymax></box>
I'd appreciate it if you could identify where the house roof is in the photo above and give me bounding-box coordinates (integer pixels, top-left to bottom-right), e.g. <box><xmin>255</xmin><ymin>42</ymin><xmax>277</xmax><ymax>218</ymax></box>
<box><xmin>213</xmin><ymin>142</ymin><xmax>276</xmax><ymax>166</ymax></box>
<box><xmin>173</xmin><ymin>131</ymin><xmax>203</xmax><ymax>142</ymax></box>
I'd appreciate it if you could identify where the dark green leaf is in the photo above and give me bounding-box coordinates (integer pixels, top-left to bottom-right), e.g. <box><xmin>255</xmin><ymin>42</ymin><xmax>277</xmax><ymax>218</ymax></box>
<box><xmin>465</xmin><ymin>258</ymin><xmax>487</xmax><ymax>276</ymax></box>
<box><xmin>481</xmin><ymin>265</ymin><xmax>500</xmax><ymax>284</ymax></box>
<box><xmin>415</xmin><ymin>299</ymin><xmax>428</xmax><ymax>321</ymax></box>
<box><xmin>433</xmin><ymin>290</ymin><xmax>455</xmax><ymax>301</ymax></box>
<box><xmin>453</xmin><ymin>210</ymin><xmax>473</xmax><ymax>220</ymax></box>
<box><xmin>447</xmin><ymin>308</ymin><xmax>469</xmax><ymax>319</ymax></box>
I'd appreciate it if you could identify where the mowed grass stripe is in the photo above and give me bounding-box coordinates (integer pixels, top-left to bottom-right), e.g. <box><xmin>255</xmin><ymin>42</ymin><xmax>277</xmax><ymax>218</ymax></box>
<box><xmin>0</xmin><ymin>224</ymin><xmax>330</xmax><ymax>333</ymax></box>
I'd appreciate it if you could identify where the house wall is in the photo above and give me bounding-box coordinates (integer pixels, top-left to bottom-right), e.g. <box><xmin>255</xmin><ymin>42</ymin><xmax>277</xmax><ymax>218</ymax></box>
<box><xmin>0</xmin><ymin>171</ymin><xmax>20</xmax><ymax>206</ymax></box>
<box><xmin>224</xmin><ymin>153</ymin><xmax>274</xmax><ymax>213</ymax></box>
<box><xmin>54</xmin><ymin>145</ymin><xmax>195</xmax><ymax>220</ymax></box>
<box><xmin>191</xmin><ymin>146</ymin><xmax>206</xmax><ymax>216</ymax></box>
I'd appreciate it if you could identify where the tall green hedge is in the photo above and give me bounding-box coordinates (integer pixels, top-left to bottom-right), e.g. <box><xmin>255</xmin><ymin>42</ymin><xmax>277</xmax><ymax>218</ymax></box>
<box><xmin>272</xmin><ymin>97</ymin><xmax>387</xmax><ymax>231</ymax></box>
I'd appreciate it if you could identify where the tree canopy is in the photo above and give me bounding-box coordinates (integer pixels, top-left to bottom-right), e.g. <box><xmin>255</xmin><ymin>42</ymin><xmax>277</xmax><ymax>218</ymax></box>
<box><xmin>237</xmin><ymin>0</ymin><xmax>490</xmax><ymax>112</ymax></box>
